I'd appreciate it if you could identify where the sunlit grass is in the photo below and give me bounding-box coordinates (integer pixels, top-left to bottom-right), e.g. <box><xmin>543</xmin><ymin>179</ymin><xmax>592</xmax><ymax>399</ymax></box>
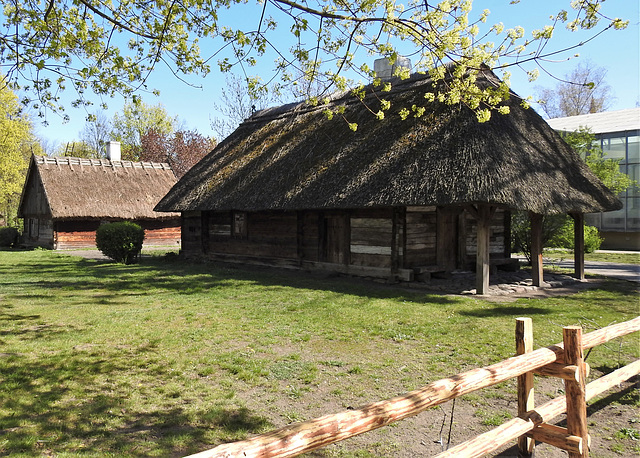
<box><xmin>0</xmin><ymin>249</ymin><xmax>637</xmax><ymax>456</ymax></box>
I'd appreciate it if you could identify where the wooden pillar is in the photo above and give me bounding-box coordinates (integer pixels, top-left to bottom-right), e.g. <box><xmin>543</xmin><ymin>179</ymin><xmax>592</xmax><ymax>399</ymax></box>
<box><xmin>296</xmin><ymin>211</ymin><xmax>304</xmax><ymax>266</ymax></box>
<box><xmin>391</xmin><ymin>208</ymin><xmax>399</xmax><ymax>274</ymax></box>
<box><xmin>564</xmin><ymin>326</ymin><xmax>589</xmax><ymax>457</ymax></box>
<box><xmin>200</xmin><ymin>211</ymin><xmax>209</xmax><ymax>255</ymax></box>
<box><xmin>391</xmin><ymin>207</ymin><xmax>406</xmax><ymax>272</ymax></box>
<box><xmin>571</xmin><ymin>213</ymin><xmax>585</xmax><ymax>280</ymax></box>
<box><xmin>530</xmin><ymin>212</ymin><xmax>544</xmax><ymax>287</ymax></box>
<box><xmin>341</xmin><ymin>211</ymin><xmax>351</xmax><ymax>266</ymax></box>
<box><xmin>516</xmin><ymin>318</ymin><xmax>535</xmax><ymax>457</ymax></box>
<box><xmin>504</xmin><ymin>210</ymin><xmax>512</xmax><ymax>259</ymax></box>
<box><xmin>475</xmin><ymin>204</ymin><xmax>492</xmax><ymax>295</ymax></box>
<box><xmin>318</xmin><ymin>211</ymin><xmax>326</xmax><ymax>262</ymax></box>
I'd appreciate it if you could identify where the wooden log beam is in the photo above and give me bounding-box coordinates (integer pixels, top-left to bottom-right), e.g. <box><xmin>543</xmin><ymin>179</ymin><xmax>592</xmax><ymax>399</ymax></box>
<box><xmin>475</xmin><ymin>204</ymin><xmax>493</xmax><ymax>295</ymax></box>
<box><xmin>187</xmin><ymin>320</ymin><xmax>640</xmax><ymax>458</ymax></box>
<box><xmin>433</xmin><ymin>359</ymin><xmax>640</xmax><ymax>458</ymax></box>
<box><xmin>527</xmin><ymin>424</ymin><xmax>584</xmax><ymax>454</ymax></box>
<box><xmin>516</xmin><ymin>317</ymin><xmax>535</xmax><ymax>457</ymax></box>
<box><xmin>564</xmin><ymin>326</ymin><xmax>589</xmax><ymax>457</ymax></box>
<box><xmin>534</xmin><ymin>363</ymin><xmax>590</xmax><ymax>382</ymax></box>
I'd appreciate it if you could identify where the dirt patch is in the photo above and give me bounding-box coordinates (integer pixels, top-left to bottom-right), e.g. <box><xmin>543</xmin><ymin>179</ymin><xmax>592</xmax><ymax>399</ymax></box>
<box><xmin>233</xmin><ymin>374</ymin><xmax>638</xmax><ymax>457</ymax></box>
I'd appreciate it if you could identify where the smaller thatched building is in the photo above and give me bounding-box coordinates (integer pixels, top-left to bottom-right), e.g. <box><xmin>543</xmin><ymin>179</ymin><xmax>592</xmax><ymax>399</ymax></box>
<box><xmin>18</xmin><ymin>154</ymin><xmax>181</xmax><ymax>249</ymax></box>
<box><xmin>156</xmin><ymin>66</ymin><xmax>621</xmax><ymax>293</ymax></box>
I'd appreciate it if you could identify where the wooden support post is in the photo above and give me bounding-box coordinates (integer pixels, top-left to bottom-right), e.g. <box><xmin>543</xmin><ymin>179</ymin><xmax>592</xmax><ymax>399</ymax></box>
<box><xmin>571</xmin><ymin>213</ymin><xmax>585</xmax><ymax>280</ymax></box>
<box><xmin>564</xmin><ymin>326</ymin><xmax>589</xmax><ymax>458</ymax></box>
<box><xmin>476</xmin><ymin>204</ymin><xmax>492</xmax><ymax>295</ymax></box>
<box><xmin>530</xmin><ymin>212</ymin><xmax>544</xmax><ymax>287</ymax></box>
<box><xmin>391</xmin><ymin>207</ymin><xmax>404</xmax><ymax>275</ymax></box>
<box><xmin>516</xmin><ymin>318</ymin><xmax>535</xmax><ymax>457</ymax></box>
<box><xmin>296</xmin><ymin>211</ymin><xmax>304</xmax><ymax>266</ymax></box>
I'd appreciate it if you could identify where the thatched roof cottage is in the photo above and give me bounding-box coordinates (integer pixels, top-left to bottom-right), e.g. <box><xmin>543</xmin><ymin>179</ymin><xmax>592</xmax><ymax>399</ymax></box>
<box><xmin>156</xmin><ymin>66</ymin><xmax>621</xmax><ymax>293</ymax></box>
<box><xmin>19</xmin><ymin>148</ymin><xmax>181</xmax><ymax>250</ymax></box>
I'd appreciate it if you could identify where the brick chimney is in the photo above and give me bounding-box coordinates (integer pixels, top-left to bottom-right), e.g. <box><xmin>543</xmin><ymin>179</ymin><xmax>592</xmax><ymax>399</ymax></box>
<box><xmin>106</xmin><ymin>141</ymin><xmax>121</xmax><ymax>162</ymax></box>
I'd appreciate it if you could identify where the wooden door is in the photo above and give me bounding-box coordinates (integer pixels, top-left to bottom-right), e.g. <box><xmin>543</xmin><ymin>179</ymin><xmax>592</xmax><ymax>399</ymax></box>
<box><xmin>437</xmin><ymin>207</ymin><xmax>460</xmax><ymax>271</ymax></box>
<box><xmin>322</xmin><ymin>214</ymin><xmax>349</xmax><ymax>265</ymax></box>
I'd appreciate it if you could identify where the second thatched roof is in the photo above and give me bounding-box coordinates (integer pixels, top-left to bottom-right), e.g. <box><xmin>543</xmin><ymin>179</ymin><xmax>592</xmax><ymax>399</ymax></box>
<box><xmin>20</xmin><ymin>155</ymin><xmax>179</xmax><ymax>220</ymax></box>
<box><xmin>156</xmin><ymin>67</ymin><xmax>622</xmax><ymax>215</ymax></box>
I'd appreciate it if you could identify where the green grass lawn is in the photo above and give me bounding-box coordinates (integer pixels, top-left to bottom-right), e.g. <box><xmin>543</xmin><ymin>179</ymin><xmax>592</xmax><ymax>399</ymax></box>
<box><xmin>0</xmin><ymin>250</ymin><xmax>638</xmax><ymax>457</ymax></box>
<box><xmin>542</xmin><ymin>250</ymin><xmax>640</xmax><ymax>265</ymax></box>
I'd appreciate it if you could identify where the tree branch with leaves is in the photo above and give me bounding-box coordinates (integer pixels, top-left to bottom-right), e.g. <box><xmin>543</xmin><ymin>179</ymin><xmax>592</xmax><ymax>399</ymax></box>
<box><xmin>0</xmin><ymin>0</ymin><xmax>629</xmax><ymax>123</ymax></box>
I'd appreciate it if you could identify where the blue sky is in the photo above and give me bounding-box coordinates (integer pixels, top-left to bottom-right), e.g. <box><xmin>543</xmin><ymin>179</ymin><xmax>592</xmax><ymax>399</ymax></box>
<box><xmin>33</xmin><ymin>0</ymin><xmax>640</xmax><ymax>148</ymax></box>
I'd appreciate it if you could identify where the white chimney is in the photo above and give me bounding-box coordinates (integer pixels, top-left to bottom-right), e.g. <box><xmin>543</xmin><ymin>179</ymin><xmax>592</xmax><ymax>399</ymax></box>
<box><xmin>106</xmin><ymin>141</ymin><xmax>121</xmax><ymax>162</ymax></box>
<box><xmin>374</xmin><ymin>56</ymin><xmax>412</xmax><ymax>81</ymax></box>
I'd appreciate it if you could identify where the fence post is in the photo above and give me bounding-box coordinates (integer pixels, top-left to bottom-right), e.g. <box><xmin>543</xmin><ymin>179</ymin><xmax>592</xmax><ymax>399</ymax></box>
<box><xmin>564</xmin><ymin>326</ymin><xmax>589</xmax><ymax>458</ymax></box>
<box><xmin>516</xmin><ymin>318</ymin><xmax>535</xmax><ymax>457</ymax></box>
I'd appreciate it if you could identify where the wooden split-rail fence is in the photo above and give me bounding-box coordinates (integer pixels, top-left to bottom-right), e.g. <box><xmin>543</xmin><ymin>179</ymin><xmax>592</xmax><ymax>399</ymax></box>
<box><xmin>186</xmin><ymin>316</ymin><xmax>640</xmax><ymax>458</ymax></box>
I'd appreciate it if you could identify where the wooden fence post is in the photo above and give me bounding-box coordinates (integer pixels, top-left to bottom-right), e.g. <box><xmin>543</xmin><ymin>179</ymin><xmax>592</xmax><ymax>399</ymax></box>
<box><xmin>516</xmin><ymin>318</ymin><xmax>535</xmax><ymax>457</ymax></box>
<box><xmin>564</xmin><ymin>326</ymin><xmax>589</xmax><ymax>457</ymax></box>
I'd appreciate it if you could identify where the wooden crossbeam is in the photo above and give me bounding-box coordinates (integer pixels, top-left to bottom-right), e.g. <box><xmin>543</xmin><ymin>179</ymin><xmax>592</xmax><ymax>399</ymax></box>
<box><xmin>527</xmin><ymin>424</ymin><xmax>585</xmax><ymax>454</ymax></box>
<box><xmin>534</xmin><ymin>362</ymin><xmax>591</xmax><ymax>382</ymax></box>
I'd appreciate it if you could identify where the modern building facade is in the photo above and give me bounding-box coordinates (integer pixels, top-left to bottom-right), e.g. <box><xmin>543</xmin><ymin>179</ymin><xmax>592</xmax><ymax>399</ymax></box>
<box><xmin>548</xmin><ymin>108</ymin><xmax>640</xmax><ymax>250</ymax></box>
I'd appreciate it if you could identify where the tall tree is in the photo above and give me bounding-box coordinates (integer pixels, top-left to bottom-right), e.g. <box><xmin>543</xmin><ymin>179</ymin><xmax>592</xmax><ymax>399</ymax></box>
<box><xmin>536</xmin><ymin>61</ymin><xmax>614</xmax><ymax>118</ymax></box>
<box><xmin>512</xmin><ymin>126</ymin><xmax>635</xmax><ymax>260</ymax></box>
<box><xmin>0</xmin><ymin>81</ymin><xmax>41</xmax><ymax>227</ymax></box>
<box><xmin>564</xmin><ymin>127</ymin><xmax>634</xmax><ymax>194</ymax></box>
<box><xmin>141</xmin><ymin>129</ymin><xmax>214</xmax><ymax>178</ymax></box>
<box><xmin>0</xmin><ymin>0</ymin><xmax>628</xmax><ymax>123</ymax></box>
<box><xmin>210</xmin><ymin>74</ymin><xmax>274</xmax><ymax>140</ymax></box>
<box><xmin>79</xmin><ymin>111</ymin><xmax>112</xmax><ymax>157</ymax></box>
<box><xmin>111</xmin><ymin>101</ymin><xmax>178</xmax><ymax>161</ymax></box>
<box><xmin>54</xmin><ymin>141</ymin><xmax>95</xmax><ymax>158</ymax></box>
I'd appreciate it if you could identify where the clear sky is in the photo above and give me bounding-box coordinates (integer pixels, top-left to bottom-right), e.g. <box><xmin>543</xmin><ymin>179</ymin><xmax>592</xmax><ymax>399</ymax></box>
<box><xmin>32</xmin><ymin>0</ymin><xmax>640</xmax><ymax>149</ymax></box>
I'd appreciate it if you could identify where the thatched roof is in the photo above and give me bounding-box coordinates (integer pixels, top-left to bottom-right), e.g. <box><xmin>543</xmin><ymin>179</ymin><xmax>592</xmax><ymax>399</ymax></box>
<box><xmin>20</xmin><ymin>155</ymin><xmax>179</xmax><ymax>220</ymax></box>
<box><xmin>156</xmin><ymin>67</ymin><xmax>621</xmax><ymax>215</ymax></box>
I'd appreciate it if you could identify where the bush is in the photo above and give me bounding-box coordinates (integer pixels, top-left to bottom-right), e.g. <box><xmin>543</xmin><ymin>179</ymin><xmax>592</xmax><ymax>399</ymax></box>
<box><xmin>0</xmin><ymin>227</ymin><xmax>19</xmax><ymax>247</ymax></box>
<box><xmin>512</xmin><ymin>212</ymin><xmax>603</xmax><ymax>262</ymax></box>
<box><xmin>511</xmin><ymin>212</ymin><xmax>567</xmax><ymax>263</ymax></box>
<box><xmin>95</xmin><ymin>222</ymin><xmax>145</xmax><ymax>264</ymax></box>
<box><xmin>550</xmin><ymin>220</ymin><xmax>603</xmax><ymax>253</ymax></box>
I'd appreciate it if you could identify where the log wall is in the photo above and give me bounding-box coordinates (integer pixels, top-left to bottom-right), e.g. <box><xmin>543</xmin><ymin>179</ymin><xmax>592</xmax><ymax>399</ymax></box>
<box><xmin>182</xmin><ymin>206</ymin><xmax>509</xmax><ymax>278</ymax></box>
<box><xmin>50</xmin><ymin>218</ymin><xmax>181</xmax><ymax>250</ymax></box>
<box><xmin>465</xmin><ymin>208</ymin><xmax>510</xmax><ymax>265</ymax></box>
<box><xmin>181</xmin><ymin>212</ymin><xmax>203</xmax><ymax>255</ymax></box>
<box><xmin>202</xmin><ymin>211</ymin><xmax>298</xmax><ymax>260</ymax></box>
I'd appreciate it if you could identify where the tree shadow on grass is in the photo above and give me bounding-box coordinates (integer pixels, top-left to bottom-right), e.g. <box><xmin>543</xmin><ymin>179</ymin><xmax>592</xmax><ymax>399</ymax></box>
<box><xmin>3</xmin><ymin>252</ymin><xmax>459</xmax><ymax>307</ymax></box>
<box><xmin>458</xmin><ymin>305</ymin><xmax>552</xmax><ymax>318</ymax></box>
<box><xmin>0</xmin><ymin>348</ymin><xmax>273</xmax><ymax>457</ymax></box>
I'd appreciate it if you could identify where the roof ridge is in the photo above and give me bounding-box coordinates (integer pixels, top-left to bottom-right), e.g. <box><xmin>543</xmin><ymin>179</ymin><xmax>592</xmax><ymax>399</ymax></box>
<box><xmin>36</xmin><ymin>155</ymin><xmax>173</xmax><ymax>170</ymax></box>
<box><xmin>242</xmin><ymin>65</ymin><xmax>507</xmax><ymax>126</ymax></box>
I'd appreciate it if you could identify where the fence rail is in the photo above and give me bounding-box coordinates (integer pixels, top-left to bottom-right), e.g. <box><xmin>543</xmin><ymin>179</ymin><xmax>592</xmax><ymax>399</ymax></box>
<box><xmin>186</xmin><ymin>316</ymin><xmax>640</xmax><ymax>458</ymax></box>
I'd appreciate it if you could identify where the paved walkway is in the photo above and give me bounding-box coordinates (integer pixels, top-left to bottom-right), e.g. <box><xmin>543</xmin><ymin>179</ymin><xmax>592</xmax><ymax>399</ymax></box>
<box><xmin>547</xmin><ymin>259</ymin><xmax>640</xmax><ymax>283</ymax></box>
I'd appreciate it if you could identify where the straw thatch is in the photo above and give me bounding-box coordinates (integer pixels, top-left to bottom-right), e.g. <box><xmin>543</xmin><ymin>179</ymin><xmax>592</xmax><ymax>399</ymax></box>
<box><xmin>20</xmin><ymin>155</ymin><xmax>179</xmax><ymax>220</ymax></box>
<box><xmin>156</xmin><ymin>67</ymin><xmax>621</xmax><ymax>215</ymax></box>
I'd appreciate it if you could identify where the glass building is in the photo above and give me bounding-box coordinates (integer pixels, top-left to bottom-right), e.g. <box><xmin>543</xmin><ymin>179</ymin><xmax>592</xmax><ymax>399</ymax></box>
<box><xmin>548</xmin><ymin>108</ymin><xmax>640</xmax><ymax>250</ymax></box>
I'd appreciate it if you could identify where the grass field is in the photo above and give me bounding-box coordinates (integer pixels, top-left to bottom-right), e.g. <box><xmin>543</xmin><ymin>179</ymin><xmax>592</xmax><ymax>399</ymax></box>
<box><xmin>0</xmin><ymin>249</ymin><xmax>638</xmax><ymax>457</ymax></box>
<box><xmin>542</xmin><ymin>250</ymin><xmax>640</xmax><ymax>265</ymax></box>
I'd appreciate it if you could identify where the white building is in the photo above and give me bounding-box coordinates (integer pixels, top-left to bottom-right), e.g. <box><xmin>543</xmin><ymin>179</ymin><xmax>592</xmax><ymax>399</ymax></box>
<box><xmin>548</xmin><ymin>108</ymin><xmax>640</xmax><ymax>250</ymax></box>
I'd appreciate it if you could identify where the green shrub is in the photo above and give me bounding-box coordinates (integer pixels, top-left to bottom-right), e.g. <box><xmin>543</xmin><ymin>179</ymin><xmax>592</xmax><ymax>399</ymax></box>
<box><xmin>550</xmin><ymin>220</ymin><xmax>603</xmax><ymax>253</ymax></box>
<box><xmin>511</xmin><ymin>212</ymin><xmax>567</xmax><ymax>263</ymax></box>
<box><xmin>0</xmin><ymin>227</ymin><xmax>19</xmax><ymax>247</ymax></box>
<box><xmin>95</xmin><ymin>221</ymin><xmax>145</xmax><ymax>264</ymax></box>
